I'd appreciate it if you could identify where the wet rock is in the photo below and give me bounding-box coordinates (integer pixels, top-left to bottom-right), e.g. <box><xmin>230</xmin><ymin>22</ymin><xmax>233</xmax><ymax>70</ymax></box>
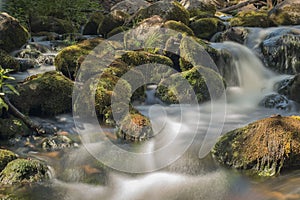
<box><xmin>54</xmin><ymin>37</ymin><xmax>103</xmax><ymax>80</ymax></box>
<box><xmin>269</xmin><ymin>0</ymin><xmax>300</xmax><ymax>25</ymax></box>
<box><xmin>190</xmin><ymin>17</ymin><xmax>225</xmax><ymax>40</ymax></box>
<box><xmin>0</xmin><ymin>158</ymin><xmax>48</xmax><ymax>185</ymax></box>
<box><xmin>230</xmin><ymin>10</ymin><xmax>274</xmax><ymax>28</ymax></box>
<box><xmin>0</xmin><ymin>116</ymin><xmax>32</xmax><ymax>139</ymax></box>
<box><xmin>111</xmin><ymin>0</ymin><xmax>150</xmax><ymax>15</ymax></box>
<box><xmin>212</xmin><ymin>115</ymin><xmax>300</xmax><ymax>177</ymax></box>
<box><xmin>134</xmin><ymin>1</ymin><xmax>190</xmax><ymax>25</ymax></box>
<box><xmin>10</xmin><ymin>71</ymin><xmax>73</xmax><ymax>117</ymax></box>
<box><xmin>212</xmin><ymin>27</ymin><xmax>248</xmax><ymax>44</ymax></box>
<box><xmin>290</xmin><ymin>74</ymin><xmax>300</xmax><ymax>103</ymax></box>
<box><xmin>259</xmin><ymin>93</ymin><xmax>290</xmax><ymax>110</ymax></box>
<box><xmin>41</xmin><ymin>135</ymin><xmax>78</xmax><ymax>151</ymax></box>
<box><xmin>0</xmin><ymin>12</ymin><xmax>30</xmax><ymax>53</ymax></box>
<box><xmin>0</xmin><ymin>50</ymin><xmax>20</xmax><ymax>71</ymax></box>
<box><xmin>261</xmin><ymin>34</ymin><xmax>300</xmax><ymax>74</ymax></box>
<box><xmin>30</xmin><ymin>16</ymin><xmax>75</xmax><ymax>34</ymax></box>
<box><xmin>83</xmin><ymin>13</ymin><xmax>104</xmax><ymax>35</ymax></box>
<box><xmin>0</xmin><ymin>149</ymin><xmax>17</xmax><ymax>172</ymax></box>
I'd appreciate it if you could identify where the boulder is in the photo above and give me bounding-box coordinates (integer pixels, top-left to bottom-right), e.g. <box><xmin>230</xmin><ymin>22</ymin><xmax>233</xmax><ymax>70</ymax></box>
<box><xmin>0</xmin><ymin>159</ymin><xmax>48</xmax><ymax>185</ymax></box>
<box><xmin>0</xmin><ymin>50</ymin><xmax>20</xmax><ymax>71</ymax></box>
<box><xmin>212</xmin><ymin>115</ymin><xmax>300</xmax><ymax>177</ymax></box>
<box><xmin>269</xmin><ymin>0</ymin><xmax>300</xmax><ymax>25</ymax></box>
<box><xmin>259</xmin><ymin>93</ymin><xmax>291</xmax><ymax>110</ymax></box>
<box><xmin>30</xmin><ymin>16</ymin><xmax>75</xmax><ymax>34</ymax></box>
<box><xmin>0</xmin><ymin>116</ymin><xmax>32</xmax><ymax>139</ymax></box>
<box><xmin>111</xmin><ymin>0</ymin><xmax>150</xmax><ymax>15</ymax></box>
<box><xmin>97</xmin><ymin>13</ymin><xmax>125</xmax><ymax>38</ymax></box>
<box><xmin>190</xmin><ymin>17</ymin><xmax>225</xmax><ymax>40</ymax></box>
<box><xmin>163</xmin><ymin>20</ymin><xmax>194</xmax><ymax>36</ymax></box>
<box><xmin>0</xmin><ymin>12</ymin><xmax>29</xmax><ymax>53</ymax></box>
<box><xmin>180</xmin><ymin>0</ymin><xmax>216</xmax><ymax>18</ymax></box>
<box><xmin>83</xmin><ymin>12</ymin><xmax>104</xmax><ymax>35</ymax></box>
<box><xmin>0</xmin><ymin>149</ymin><xmax>17</xmax><ymax>172</ymax></box>
<box><xmin>10</xmin><ymin>71</ymin><xmax>74</xmax><ymax>117</ymax></box>
<box><xmin>230</xmin><ymin>10</ymin><xmax>275</xmax><ymax>27</ymax></box>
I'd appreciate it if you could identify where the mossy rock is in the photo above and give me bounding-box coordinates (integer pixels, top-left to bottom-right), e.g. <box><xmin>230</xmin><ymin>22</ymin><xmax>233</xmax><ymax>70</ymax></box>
<box><xmin>0</xmin><ymin>159</ymin><xmax>48</xmax><ymax>185</ymax></box>
<box><xmin>230</xmin><ymin>10</ymin><xmax>275</xmax><ymax>27</ymax></box>
<box><xmin>190</xmin><ymin>17</ymin><xmax>225</xmax><ymax>40</ymax></box>
<box><xmin>0</xmin><ymin>13</ymin><xmax>30</xmax><ymax>53</ymax></box>
<box><xmin>212</xmin><ymin>115</ymin><xmax>300</xmax><ymax>177</ymax></box>
<box><xmin>134</xmin><ymin>1</ymin><xmax>190</xmax><ymax>25</ymax></box>
<box><xmin>10</xmin><ymin>71</ymin><xmax>73</xmax><ymax>117</ymax></box>
<box><xmin>0</xmin><ymin>149</ymin><xmax>17</xmax><ymax>172</ymax></box>
<box><xmin>0</xmin><ymin>116</ymin><xmax>31</xmax><ymax>139</ymax></box>
<box><xmin>181</xmin><ymin>0</ymin><xmax>216</xmax><ymax>18</ymax></box>
<box><xmin>30</xmin><ymin>16</ymin><xmax>75</xmax><ymax>34</ymax></box>
<box><xmin>54</xmin><ymin>37</ymin><xmax>103</xmax><ymax>80</ymax></box>
<box><xmin>0</xmin><ymin>50</ymin><xmax>20</xmax><ymax>71</ymax></box>
<box><xmin>269</xmin><ymin>0</ymin><xmax>300</xmax><ymax>25</ymax></box>
<box><xmin>163</xmin><ymin>20</ymin><xmax>194</xmax><ymax>36</ymax></box>
<box><xmin>83</xmin><ymin>12</ymin><xmax>104</xmax><ymax>35</ymax></box>
<box><xmin>111</xmin><ymin>0</ymin><xmax>150</xmax><ymax>15</ymax></box>
<box><xmin>97</xmin><ymin>14</ymin><xmax>124</xmax><ymax>38</ymax></box>
<box><xmin>156</xmin><ymin>65</ymin><xmax>224</xmax><ymax>104</ymax></box>
<box><xmin>107</xmin><ymin>26</ymin><xmax>130</xmax><ymax>38</ymax></box>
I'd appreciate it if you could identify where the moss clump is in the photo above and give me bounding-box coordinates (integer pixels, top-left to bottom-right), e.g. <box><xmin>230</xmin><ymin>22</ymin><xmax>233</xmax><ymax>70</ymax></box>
<box><xmin>83</xmin><ymin>12</ymin><xmax>104</xmax><ymax>35</ymax></box>
<box><xmin>190</xmin><ymin>17</ymin><xmax>225</xmax><ymax>40</ymax></box>
<box><xmin>135</xmin><ymin>1</ymin><xmax>190</xmax><ymax>25</ymax></box>
<box><xmin>0</xmin><ymin>13</ymin><xmax>30</xmax><ymax>53</ymax></box>
<box><xmin>230</xmin><ymin>10</ymin><xmax>274</xmax><ymax>27</ymax></box>
<box><xmin>54</xmin><ymin>37</ymin><xmax>103</xmax><ymax>80</ymax></box>
<box><xmin>107</xmin><ymin>26</ymin><xmax>130</xmax><ymax>38</ymax></box>
<box><xmin>0</xmin><ymin>149</ymin><xmax>17</xmax><ymax>172</ymax></box>
<box><xmin>0</xmin><ymin>159</ymin><xmax>48</xmax><ymax>185</ymax></box>
<box><xmin>163</xmin><ymin>20</ymin><xmax>194</xmax><ymax>36</ymax></box>
<box><xmin>0</xmin><ymin>116</ymin><xmax>31</xmax><ymax>139</ymax></box>
<box><xmin>0</xmin><ymin>50</ymin><xmax>20</xmax><ymax>71</ymax></box>
<box><xmin>212</xmin><ymin>115</ymin><xmax>300</xmax><ymax>177</ymax></box>
<box><xmin>30</xmin><ymin>16</ymin><xmax>75</xmax><ymax>34</ymax></box>
<box><xmin>10</xmin><ymin>71</ymin><xmax>73</xmax><ymax>117</ymax></box>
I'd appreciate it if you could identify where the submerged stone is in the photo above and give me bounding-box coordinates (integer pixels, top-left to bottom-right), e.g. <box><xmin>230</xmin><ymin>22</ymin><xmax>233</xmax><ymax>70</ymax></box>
<box><xmin>212</xmin><ymin>115</ymin><xmax>300</xmax><ymax>177</ymax></box>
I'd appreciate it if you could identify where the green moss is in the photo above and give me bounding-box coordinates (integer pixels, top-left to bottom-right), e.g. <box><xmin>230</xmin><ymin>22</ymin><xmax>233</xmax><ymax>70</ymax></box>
<box><xmin>83</xmin><ymin>12</ymin><xmax>104</xmax><ymax>35</ymax></box>
<box><xmin>0</xmin><ymin>50</ymin><xmax>20</xmax><ymax>71</ymax></box>
<box><xmin>10</xmin><ymin>71</ymin><xmax>73</xmax><ymax>117</ymax></box>
<box><xmin>30</xmin><ymin>16</ymin><xmax>75</xmax><ymax>34</ymax></box>
<box><xmin>212</xmin><ymin>115</ymin><xmax>300</xmax><ymax>177</ymax></box>
<box><xmin>107</xmin><ymin>26</ymin><xmax>130</xmax><ymax>38</ymax></box>
<box><xmin>190</xmin><ymin>17</ymin><xmax>225</xmax><ymax>40</ymax></box>
<box><xmin>0</xmin><ymin>116</ymin><xmax>31</xmax><ymax>139</ymax></box>
<box><xmin>188</xmin><ymin>3</ymin><xmax>216</xmax><ymax>19</ymax></box>
<box><xmin>230</xmin><ymin>10</ymin><xmax>274</xmax><ymax>27</ymax></box>
<box><xmin>0</xmin><ymin>149</ymin><xmax>17</xmax><ymax>172</ymax></box>
<box><xmin>54</xmin><ymin>37</ymin><xmax>103</xmax><ymax>80</ymax></box>
<box><xmin>0</xmin><ymin>159</ymin><xmax>48</xmax><ymax>185</ymax></box>
<box><xmin>163</xmin><ymin>20</ymin><xmax>194</xmax><ymax>36</ymax></box>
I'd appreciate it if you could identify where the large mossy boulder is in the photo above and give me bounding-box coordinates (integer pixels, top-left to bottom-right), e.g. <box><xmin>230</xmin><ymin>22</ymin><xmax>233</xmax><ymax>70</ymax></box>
<box><xmin>111</xmin><ymin>0</ymin><xmax>150</xmax><ymax>15</ymax></box>
<box><xmin>190</xmin><ymin>17</ymin><xmax>225</xmax><ymax>40</ymax></box>
<box><xmin>30</xmin><ymin>16</ymin><xmax>75</xmax><ymax>34</ymax></box>
<box><xmin>212</xmin><ymin>115</ymin><xmax>300</xmax><ymax>177</ymax></box>
<box><xmin>55</xmin><ymin>37</ymin><xmax>103</xmax><ymax>80</ymax></box>
<box><xmin>0</xmin><ymin>116</ymin><xmax>31</xmax><ymax>139</ymax></box>
<box><xmin>0</xmin><ymin>149</ymin><xmax>17</xmax><ymax>172</ymax></box>
<box><xmin>134</xmin><ymin>1</ymin><xmax>190</xmax><ymax>25</ymax></box>
<box><xmin>0</xmin><ymin>13</ymin><xmax>29</xmax><ymax>53</ymax></box>
<box><xmin>180</xmin><ymin>0</ymin><xmax>216</xmax><ymax>18</ymax></box>
<box><xmin>83</xmin><ymin>12</ymin><xmax>104</xmax><ymax>35</ymax></box>
<box><xmin>0</xmin><ymin>159</ymin><xmax>48</xmax><ymax>185</ymax></box>
<box><xmin>163</xmin><ymin>20</ymin><xmax>194</xmax><ymax>36</ymax></box>
<box><xmin>230</xmin><ymin>10</ymin><xmax>275</xmax><ymax>27</ymax></box>
<box><xmin>0</xmin><ymin>50</ymin><xmax>20</xmax><ymax>71</ymax></box>
<box><xmin>10</xmin><ymin>71</ymin><xmax>73</xmax><ymax>117</ymax></box>
<box><xmin>269</xmin><ymin>0</ymin><xmax>300</xmax><ymax>25</ymax></box>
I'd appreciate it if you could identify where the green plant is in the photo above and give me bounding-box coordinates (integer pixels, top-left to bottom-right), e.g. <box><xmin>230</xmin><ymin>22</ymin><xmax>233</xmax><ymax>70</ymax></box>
<box><xmin>0</xmin><ymin>66</ymin><xmax>19</xmax><ymax>113</ymax></box>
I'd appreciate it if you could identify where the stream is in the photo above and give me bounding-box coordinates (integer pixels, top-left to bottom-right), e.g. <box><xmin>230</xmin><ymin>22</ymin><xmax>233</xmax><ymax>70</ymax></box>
<box><xmin>4</xmin><ymin>28</ymin><xmax>300</xmax><ymax>199</ymax></box>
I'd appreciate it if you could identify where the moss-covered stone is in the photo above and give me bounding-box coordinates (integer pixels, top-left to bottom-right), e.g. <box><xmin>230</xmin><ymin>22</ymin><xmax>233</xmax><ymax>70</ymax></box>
<box><xmin>0</xmin><ymin>50</ymin><xmax>20</xmax><ymax>71</ymax></box>
<box><xmin>54</xmin><ymin>37</ymin><xmax>103</xmax><ymax>80</ymax></box>
<box><xmin>30</xmin><ymin>16</ymin><xmax>75</xmax><ymax>34</ymax></box>
<box><xmin>107</xmin><ymin>26</ymin><xmax>130</xmax><ymax>38</ymax></box>
<box><xmin>83</xmin><ymin>12</ymin><xmax>104</xmax><ymax>35</ymax></box>
<box><xmin>181</xmin><ymin>0</ymin><xmax>216</xmax><ymax>18</ymax></box>
<box><xmin>0</xmin><ymin>149</ymin><xmax>17</xmax><ymax>172</ymax></box>
<box><xmin>212</xmin><ymin>115</ymin><xmax>300</xmax><ymax>177</ymax></box>
<box><xmin>0</xmin><ymin>116</ymin><xmax>31</xmax><ymax>139</ymax></box>
<box><xmin>190</xmin><ymin>17</ymin><xmax>225</xmax><ymax>40</ymax></box>
<box><xmin>163</xmin><ymin>20</ymin><xmax>194</xmax><ymax>36</ymax></box>
<box><xmin>230</xmin><ymin>10</ymin><xmax>275</xmax><ymax>27</ymax></box>
<box><xmin>0</xmin><ymin>159</ymin><xmax>48</xmax><ymax>185</ymax></box>
<box><xmin>0</xmin><ymin>13</ymin><xmax>30</xmax><ymax>53</ymax></box>
<box><xmin>111</xmin><ymin>0</ymin><xmax>150</xmax><ymax>15</ymax></box>
<box><xmin>269</xmin><ymin>0</ymin><xmax>300</xmax><ymax>25</ymax></box>
<box><xmin>97</xmin><ymin>14</ymin><xmax>124</xmax><ymax>38</ymax></box>
<box><xmin>10</xmin><ymin>71</ymin><xmax>73</xmax><ymax>117</ymax></box>
<box><xmin>135</xmin><ymin>1</ymin><xmax>190</xmax><ymax>25</ymax></box>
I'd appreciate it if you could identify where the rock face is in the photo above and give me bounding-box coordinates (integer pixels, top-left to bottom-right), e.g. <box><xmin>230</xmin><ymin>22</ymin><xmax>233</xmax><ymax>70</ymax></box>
<box><xmin>0</xmin><ymin>159</ymin><xmax>48</xmax><ymax>185</ymax></box>
<box><xmin>10</xmin><ymin>71</ymin><xmax>73</xmax><ymax>117</ymax></box>
<box><xmin>269</xmin><ymin>0</ymin><xmax>300</xmax><ymax>25</ymax></box>
<box><xmin>212</xmin><ymin>115</ymin><xmax>300</xmax><ymax>177</ymax></box>
<box><xmin>0</xmin><ymin>12</ymin><xmax>29</xmax><ymax>53</ymax></box>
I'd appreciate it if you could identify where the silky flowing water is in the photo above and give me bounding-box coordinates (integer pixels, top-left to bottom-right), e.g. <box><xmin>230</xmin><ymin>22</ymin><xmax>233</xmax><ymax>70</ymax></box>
<box><xmin>4</xmin><ymin>33</ymin><xmax>300</xmax><ymax>199</ymax></box>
